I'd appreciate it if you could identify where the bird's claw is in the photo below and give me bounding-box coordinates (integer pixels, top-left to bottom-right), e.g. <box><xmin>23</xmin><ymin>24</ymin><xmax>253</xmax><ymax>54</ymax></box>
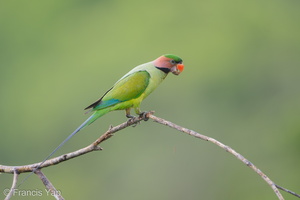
<box><xmin>126</xmin><ymin>116</ymin><xmax>139</xmax><ymax>127</ymax></box>
<box><xmin>139</xmin><ymin>112</ymin><xmax>150</xmax><ymax>121</ymax></box>
<box><xmin>126</xmin><ymin>114</ymin><xmax>135</xmax><ymax>119</ymax></box>
<box><xmin>126</xmin><ymin>111</ymin><xmax>152</xmax><ymax>127</ymax></box>
<box><xmin>126</xmin><ymin>117</ymin><xmax>134</xmax><ymax>123</ymax></box>
<box><xmin>132</xmin><ymin>121</ymin><xmax>140</xmax><ymax>127</ymax></box>
<box><xmin>126</xmin><ymin>117</ymin><xmax>140</xmax><ymax>127</ymax></box>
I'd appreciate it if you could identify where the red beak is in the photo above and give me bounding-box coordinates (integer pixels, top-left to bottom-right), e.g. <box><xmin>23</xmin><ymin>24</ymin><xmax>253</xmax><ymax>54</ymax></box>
<box><xmin>171</xmin><ymin>64</ymin><xmax>184</xmax><ymax>75</ymax></box>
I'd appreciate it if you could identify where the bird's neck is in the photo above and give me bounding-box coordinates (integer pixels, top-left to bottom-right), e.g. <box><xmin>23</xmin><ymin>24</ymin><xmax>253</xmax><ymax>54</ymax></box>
<box><xmin>155</xmin><ymin>66</ymin><xmax>170</xmax><ymax>74</ymax></box>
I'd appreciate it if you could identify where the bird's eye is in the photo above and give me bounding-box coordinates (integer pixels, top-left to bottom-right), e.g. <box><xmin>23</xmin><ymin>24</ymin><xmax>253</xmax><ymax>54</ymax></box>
<box><xmin>170</xmin><ymin>60</ymin><xmax>176</xmax><ymax>65</ymax></box>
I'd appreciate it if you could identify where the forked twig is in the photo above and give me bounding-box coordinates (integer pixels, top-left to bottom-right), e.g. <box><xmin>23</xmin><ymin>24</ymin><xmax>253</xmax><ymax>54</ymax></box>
<box><xmin>148</xmin><ymin>115</ymin><xmax>286</xmax><ymax>200</ymax></box>
<box><xmin>0</xmin><ymin>113</ymin><xmax>299</xmax><ymax>200</ymax></box>
<box><xmin>35</xmin><ymin>170</ymin><xmax>64</xmax><ymax>200</ymax></box>
<box><xmin>276</xmin><ymin>185</ymin><xmax>300</xmax><ymax>198</ymax></box>
<box><xmin>4</xmin><ymin>169</ymin><xmax>19</xmax><ymax>200</ymax></box>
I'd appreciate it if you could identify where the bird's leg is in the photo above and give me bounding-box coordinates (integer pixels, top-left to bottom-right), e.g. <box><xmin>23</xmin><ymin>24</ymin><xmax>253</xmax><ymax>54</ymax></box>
<box><xmin>126</xmin><ymin>108</ymin><xmax>139</xmax><ymax>127</ymax></box>
<box><xmin>139</xmin><ymin>112</ymin><xmax>150</xmax><ymax>121</ymax></box>
<box><xmin>134</xmin><ymin>107</ymin><xmax>149</xmax><ymax>121</ymax></box>
<box><xmin>125</xmin><ymin>108</ymin><xmax>135</xmax><ymax>119</ymax></box>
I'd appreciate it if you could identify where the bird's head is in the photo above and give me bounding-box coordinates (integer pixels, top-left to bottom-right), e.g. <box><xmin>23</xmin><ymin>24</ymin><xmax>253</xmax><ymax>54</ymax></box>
<box><xmin>154</xmin><ymin>54</ymin><xmax>184</xmax><ymax>75</ymax></box>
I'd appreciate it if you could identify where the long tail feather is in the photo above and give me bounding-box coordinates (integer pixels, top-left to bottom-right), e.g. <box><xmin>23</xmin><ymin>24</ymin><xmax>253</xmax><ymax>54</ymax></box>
<box><xmin>18</xmin><ymin>108</ymin><xmax>110</xmax><ymax>187</ymax></box>
<box><xmin>38</xmin><ymin>109</ymin><xmax>110</xmax><ymax>166</ymax></box>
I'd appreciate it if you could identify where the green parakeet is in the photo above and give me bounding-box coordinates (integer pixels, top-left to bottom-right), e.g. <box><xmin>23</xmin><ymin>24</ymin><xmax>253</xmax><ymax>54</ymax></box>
<box><xmin>41</xmin><ymin>54</ymin><xmax>184</xmax><ymax>162</ymax></box>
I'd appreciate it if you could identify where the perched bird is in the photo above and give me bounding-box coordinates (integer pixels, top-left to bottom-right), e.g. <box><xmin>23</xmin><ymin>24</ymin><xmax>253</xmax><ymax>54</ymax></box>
<box><xmin>18</xmin><ymin>54</ymin><xmax>184</xmax><ymax>186</ymax></box>
<box><xmin>40</xmin><ymin>54</ymin><xmax>184</xmax><ymax>164</ymax></box>
<box><xmin>82</xmin><ymin>54</ymin><xmax>184</xmax><ymax>129</ymax></box>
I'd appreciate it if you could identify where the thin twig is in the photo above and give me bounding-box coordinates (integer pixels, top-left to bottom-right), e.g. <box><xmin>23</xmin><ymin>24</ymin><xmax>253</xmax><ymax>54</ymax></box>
<box><xmin>0</xmin><ymin>113</ymin><xmax>299</xmax><ymax>199</ymax></box>
<box><xmin>0</xmin><ymin>112</ymin><xmax>149</xmax><ymax>174</ymax></box>
<box><xmin>4</xmin><ymin>169</ymin><xmax>19</xmax><ymax>200</ymax></box>
<box><xmin>148</xmin><ymin>115</ymin><xmax>285</xmax><ymax>200</ymax></box>
<box><xmin>35</xmin><ymin>169</ymin><xmax>64</xmax><ymax>200</ymax></box>
<box><xmin>276</xmin><ymin>184</ymin><xmax>300</xmax><ymax>198</ymax></box>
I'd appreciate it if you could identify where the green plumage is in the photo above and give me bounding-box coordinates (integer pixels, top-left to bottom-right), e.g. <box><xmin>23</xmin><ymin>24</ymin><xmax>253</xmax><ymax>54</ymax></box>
<box><xmin>164</xmin><ymin>54</ymin><xmax>183</xmax><ymax>63</ymax></box>
<box><xmin>83</xmin><ymin>61</ymin><xmax>168</xmax><ymax>128</ymax></box>
<box><xmin>38</xmin><ymin>55</ymin><xmax>183</xmax><ymax>167</ymax></box>
<box><xmin>101</xmin><ymin>71</ymin><xmax>150</xmax><ymax>105</ymax></box>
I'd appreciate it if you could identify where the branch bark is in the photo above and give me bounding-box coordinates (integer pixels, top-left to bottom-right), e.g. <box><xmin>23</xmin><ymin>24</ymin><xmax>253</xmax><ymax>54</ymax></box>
<box><xmin>4</xmin><ymin>169</ymin><xmax>18</xmax><ymax>200</ymax></box>
<box><xmin>0</xmin><ymin>112</ymin><xmax>148</xmax><ymax>174</ymax></box>
<box><xmin>0</xmin><ymin>112</ymin><xmax>299</xmax><ymax>200</ymax></box>
<box><xmin>148</xmin><ymin>115</ymin><xmax>286</xmax><ymax>199</ymax></box>
<box><xmin>35</xmin><ymin>170</ymin><xmax>64</xmax><ymax>200</ymax></box>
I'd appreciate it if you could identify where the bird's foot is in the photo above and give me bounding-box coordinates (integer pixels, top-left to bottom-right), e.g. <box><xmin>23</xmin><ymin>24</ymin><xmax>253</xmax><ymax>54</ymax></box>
<box><xmin>132</xmin><ymin>121</ymin><xmax>140</xmax><ymax>127</ymax></box>
<box><xmin>139</xmin><ymin>111</ymin><xmax>154</xmax><ymax>121</ymax></box>
<box><xmin>126</xmin><ymin>111</ymin><xmax>154</xmax><ymax>127</ymax></box>
<box><xmin>126</xmin><ymin>114</ymin><xmax>135</xmax><ymax>119</ymax></box>
<box><xmin>126</xmin><ymin>114</ymin><xmax>139</xmax><ymax>127</ymax></box>
<box><xmin>139</xmin><ymin>112</ymin><xmax>150</xmax><ymax>121</ymax></box>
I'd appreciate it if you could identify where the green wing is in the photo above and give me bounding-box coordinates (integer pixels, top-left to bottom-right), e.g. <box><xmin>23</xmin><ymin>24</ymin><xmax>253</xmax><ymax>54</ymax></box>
<box><xmin>85</xmin><ymin>70</ymin><xmax>150</xmax><ymax>111</ymax></box>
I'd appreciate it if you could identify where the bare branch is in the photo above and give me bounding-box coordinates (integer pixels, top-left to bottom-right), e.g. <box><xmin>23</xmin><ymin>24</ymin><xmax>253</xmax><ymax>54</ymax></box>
<box><xmin>0</xmin><ymin>112</ymin><xmax>150</xmax><ymax>174</ymax></box>
<box><xmin>0</xmin><ymin>112</ymin><xmax>299</xmax><ymax>199</ymax></box>
<box><xmin>148</xmin><ymin>115</ymin><xmax>285</xmax><ymax>200</ymax></box>
<box><xmin>4</xmin><ymin>169</ymin><xmax>19</xmax><ymax>200</ymax></box>
<box><xmin>34</xmin><ymin>169</ymin><xmax>64</xmax><ymax>200</ymax></box>
<box><xmin>276</xmin><ymin>184</ymin><xmax>300</xmax><ymax>198</ymax></box>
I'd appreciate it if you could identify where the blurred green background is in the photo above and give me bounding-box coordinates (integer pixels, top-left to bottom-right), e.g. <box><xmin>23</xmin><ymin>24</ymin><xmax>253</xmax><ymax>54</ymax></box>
<box><xmin>1</xmin><ymin>0</ymin><xmax>300</xmax><ymax>199</ymax></box>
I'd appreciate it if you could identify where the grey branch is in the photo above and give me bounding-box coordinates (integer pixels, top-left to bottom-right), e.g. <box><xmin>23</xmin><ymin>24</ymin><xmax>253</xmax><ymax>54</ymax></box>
<box><xmin>35</xmin><ymin>169</ymin><xmax>64</xmax><ymax>200</ymax></box>
<box><xmin>148</xmin><ymin>115</ymin><xmax>287</xmax><ymax>199</ymax></box>
<box><xmin>0</xmin><ymin>112</ymin><xmax>299</xmax><ymax>200</ymax></box>
<box><xmin>276</xmin><ymin>184</ymin><xmax>300</xmax><ymax>198</ymax></box>
<box><xmin>4</xmin><ymin>169</ymin><xmax>18</xmax><ymax>200</ymax></box>
<box><xmin>0</xmin><ymin>112</ymin><xmax>148</xmax><ymax>174</ymax></box>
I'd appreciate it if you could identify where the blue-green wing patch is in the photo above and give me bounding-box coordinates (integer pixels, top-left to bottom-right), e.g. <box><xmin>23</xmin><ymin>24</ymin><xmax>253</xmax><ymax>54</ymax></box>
<box><xmin>85</xmin><ymin>70</ymin><xmax>150</xmax><ymax>111</ymax></box>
